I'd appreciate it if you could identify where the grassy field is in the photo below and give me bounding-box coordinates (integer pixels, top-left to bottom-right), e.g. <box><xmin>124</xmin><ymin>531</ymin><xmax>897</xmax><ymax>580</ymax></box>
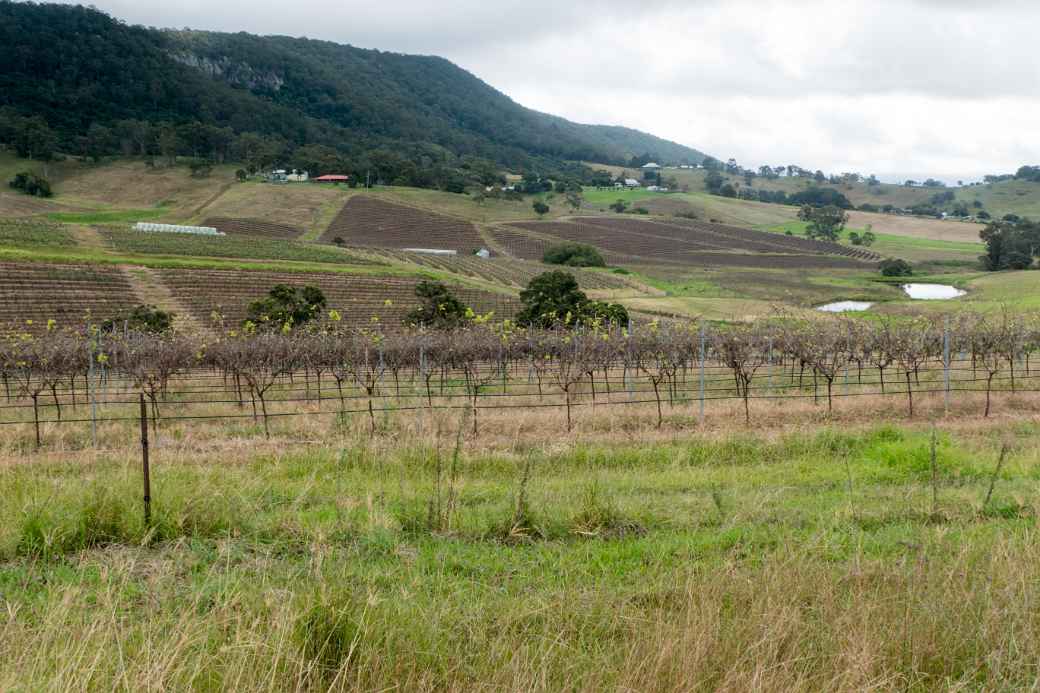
<box><xmin>2</xmin><ymin>402</ymin><xmax>1039</xmax><ymax>690</ymax></box>
<box><xmin>602</xmin><ymin>165</ymin><xmax>1040</xmax><ymax>224</ymax></box>
<box><xmin>876</xmin><ymin>270</ymin><xmax>1040</xmax><ymax>314</ymax></box>
<box><xmin>765</xmin><ymin>220</ymin><xmax>982</xmax><ymax>266</ymax></box>
<box><xmin>51</xmin><ymin>159</ymin><xmax>239</xmax><ymax>218</ymax></box>
<box><xmin>956</xmin><ymin>178</ymin><xmax>1040</xmax><ymax>220</ymax></box>
<box><xmin>47</xmin><ymin>208</ymin><xmax>168</xmax><ymax>224</ymax></box>
<box><xmin>190</xmin><ymin>180</ymin><xmax>351</xmax><ymax>233</ymax></box>
<box><xmin>624</xmin><ymin>266</ymin><xmax>903</xmax><ymax>317</ymax></box>
<box><xmin>846</xmin><ymin>211</ymin><xmax>983</xmax><ymax>243</ymax></box>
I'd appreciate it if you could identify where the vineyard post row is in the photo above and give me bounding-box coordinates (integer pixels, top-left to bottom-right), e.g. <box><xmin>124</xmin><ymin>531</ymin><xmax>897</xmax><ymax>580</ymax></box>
<box><xmin>6</xmin><ymin>310</ymin><xmax>1040</xmax><ymax>454</ymax></box>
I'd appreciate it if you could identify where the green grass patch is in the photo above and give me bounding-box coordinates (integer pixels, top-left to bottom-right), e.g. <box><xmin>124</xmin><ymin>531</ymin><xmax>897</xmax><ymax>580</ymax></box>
<box><xmin>581</xmin><ymin>188</ymin><xmax>656</xmax><ymax>208</ymax></box>
<box><xmin>46</xmin><ymin>208</ymin><xmax>166</xmax><ymax>224</ymax></box>
<box><xmin>762</xmin><ymin>220</ymin><xmax>982</xmax><ymax>264</ymax></box>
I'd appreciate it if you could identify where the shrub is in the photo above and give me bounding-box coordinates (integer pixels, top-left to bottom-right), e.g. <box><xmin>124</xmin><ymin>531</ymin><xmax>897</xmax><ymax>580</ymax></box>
<box><xmin>879</xmin><ymin>258</ymin><xmax>913</xmax><ymax>277</ymax></box>
<box><xmin>246</xmin><ymin>284</ymin><xmax>327</xmax><ymax>329</ymax></box>
<box><xmin>9</xmin><ymin>171</ymin><xmax>52</xmax><ymax>198</ymax></box>
<box><xmin>542</xmin><ymin>242</ymin><xmax>605</xmax><ymax>268</ymax></box>
<box><xmin>101</xmin><ymin>304</ymin><xmax>175</xmax><ymax>334</ymax></box>
<box><xmin>405</xmin><ymin>280</ymin><xmax>471</xmax><ymax>329</ymax></box>
<box><xmin>609</xmin><ymin>199</ymin><xmax>629</xmax><ymax>213</ymax></box>
<box><xmin>532</xmin><ymin>200</ymin><xmax>550</xmax><ymax>217</ymax></box>
<box><xmin>517</xmin><ymin>271</ymin><xmax>627</xmax><ymax>328</ymax></box>
<box><xmin>849</xmin><ymin>230</ymin><xmax>877</xmax><ymax>246</ymax></box>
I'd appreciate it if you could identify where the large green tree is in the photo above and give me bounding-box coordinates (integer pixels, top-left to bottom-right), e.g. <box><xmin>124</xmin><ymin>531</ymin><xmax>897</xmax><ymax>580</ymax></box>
<box><xmin>798</xmin><ymin>205</ymin><xmax>849</xmax><ymax>242</ymax></box>
<box><xmin>246</xmin><ymin>285</ymin><xmax>327</xmax><ymax>329</ymax></box>
<box><xmin>979</xmin><ymin>220</ymin><xmax>1039</xmax><ymax>270</ymax></box>
<box><xmin>516</xmin><ymin>271</ymin><xmax>628</xmax><ymax>328</ymax></box>
<box><xmin>405</xmin><ymin>281</ymin><xmax>470</xmax><ymax>329</ymax></box>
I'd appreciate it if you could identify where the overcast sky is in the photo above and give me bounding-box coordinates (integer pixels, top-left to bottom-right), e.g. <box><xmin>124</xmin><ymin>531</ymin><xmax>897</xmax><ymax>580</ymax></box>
<box><xmin>58</xmin><ymin>0</ymin><xmax>1040</xmax><ymax>182</ymax></box>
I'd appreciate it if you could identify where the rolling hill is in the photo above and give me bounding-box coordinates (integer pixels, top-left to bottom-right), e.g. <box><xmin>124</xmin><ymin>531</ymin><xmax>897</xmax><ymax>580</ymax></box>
<box><xmin>0</xmin><ymin>1</ymin><xmax>706</xmax><ymax>171</ymax></box>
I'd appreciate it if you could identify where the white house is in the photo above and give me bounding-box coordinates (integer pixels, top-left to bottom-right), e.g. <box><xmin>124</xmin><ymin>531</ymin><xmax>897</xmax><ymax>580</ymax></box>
<box><xmin>641</xmin><ymin>162</ymin><xmax>661</xmax><ymax>170</ymax></box>
<box><xmin>624</xmin><ymin>178</ymin><xmax>641</xmax><ymax>188</ymax></box>
<box><xmin>286</xmin><ymin>169</ymin><xmax>309</xmax><ymax>182</ymax></box>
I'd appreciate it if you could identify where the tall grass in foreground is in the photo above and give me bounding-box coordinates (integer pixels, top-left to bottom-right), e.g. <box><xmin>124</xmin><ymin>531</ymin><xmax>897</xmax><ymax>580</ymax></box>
<box><xmin>0</xmin><ymin>424</ymin><xmax>1038</xmax><ymax>690</ymax></box>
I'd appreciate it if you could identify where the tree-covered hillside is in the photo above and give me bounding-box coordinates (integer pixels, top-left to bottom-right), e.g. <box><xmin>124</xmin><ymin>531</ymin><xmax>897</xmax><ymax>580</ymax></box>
<box><xmin>0</xmin><ymin>2</ymin><xmax>705</xmax><ymax>174</ymax></box>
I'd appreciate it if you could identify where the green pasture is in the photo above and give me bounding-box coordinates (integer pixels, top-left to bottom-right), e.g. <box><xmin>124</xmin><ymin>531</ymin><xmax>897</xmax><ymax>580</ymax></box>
<box><xmin>1</xmin><ymin>423</ymin><xmax>1039</xmax><ymax>689</ymax></box>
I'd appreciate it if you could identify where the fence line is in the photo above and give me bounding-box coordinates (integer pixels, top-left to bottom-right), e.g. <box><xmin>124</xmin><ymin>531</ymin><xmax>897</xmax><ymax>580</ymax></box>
<box><xmin>0</xmin><ymin>360</ymin><xmax>1035</xmax><ymax>443</ymax></box>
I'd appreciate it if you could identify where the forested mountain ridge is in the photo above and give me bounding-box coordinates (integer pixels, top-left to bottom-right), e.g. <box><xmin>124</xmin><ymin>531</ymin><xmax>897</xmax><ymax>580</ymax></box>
<box><xmin>0</xmin><ymin>2</ymin><xmax>706</xmax><ymax>174</ymax></box>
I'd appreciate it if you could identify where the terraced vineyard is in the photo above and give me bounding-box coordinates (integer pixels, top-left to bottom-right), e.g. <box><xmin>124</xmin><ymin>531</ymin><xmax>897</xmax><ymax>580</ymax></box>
<box><xmin>0</xmin><ymin>218</ymin><xmax>76</xmax><ymax>249</ymax></box>
<box><xmin>486</xmin><ymin>225</ymin><xmax>597</xmax><ymax>262</ymax></box>
<box><xmin>156</xmin><ymin>268</ymin><xmax>521</xmax><ymax>328</ymax></box>
<box><xmin>0</xmin><ymin>262</ymin><xmax>137</xmax><ymax>328</ymax></box>
<box><xmin>100</xmin><ymin>228</ymin><xmax>380</xmax><ymax>266</ymax></box>
<box><xmin>202</xmin><ymin>217</ymin><xmax>305</xmax><ymax>240</ymax></box>
<box><xmin>318</xmin><ymin>196</ymin><xmax>488</xmax><ymax>253</ymax></box>
<box><xmin>660</xmin><ymin>217</ymin><xmax>880</xmax><ymax>260</ymax></box>
<box><xmin>503</xmin><ymin>216</ymin><xmax>878</xmax><ymax>268</ymax></box>
<box><xmin>358</xmin><ymin>248</ymin><xmax>639</xmax><ymax>291</ymax></box>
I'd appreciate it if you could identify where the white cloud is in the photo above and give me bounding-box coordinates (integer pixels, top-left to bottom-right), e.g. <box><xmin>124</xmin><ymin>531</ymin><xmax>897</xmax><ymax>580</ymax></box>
<box><xmin>55</xmin><ymin>0</ymin><xmax>1040</xmax><ymax>180</ymax></box>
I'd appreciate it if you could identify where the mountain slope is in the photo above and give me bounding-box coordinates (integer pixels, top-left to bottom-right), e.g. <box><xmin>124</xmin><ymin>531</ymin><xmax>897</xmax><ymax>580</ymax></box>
<box><xmin>0</xmin><ymin>1</ymin><xmax>706</xmax><ymax>169</ymax></box>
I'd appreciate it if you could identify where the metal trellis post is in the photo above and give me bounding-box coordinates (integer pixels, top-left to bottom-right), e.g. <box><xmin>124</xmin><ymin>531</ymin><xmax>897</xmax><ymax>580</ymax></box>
<box><xmin>698</xmin><ymin>323</ymin><xmax>706</xmax><ymax>423</ymax></box>
<box><xmin>88</xmin><ymin>336</ymin><xmax>98</xmax><ymax>448</ymax></box>
<box><xmin>943</xmin><ymin>319</ymin><xmax>950</xmax><ymax>415</ymax></box>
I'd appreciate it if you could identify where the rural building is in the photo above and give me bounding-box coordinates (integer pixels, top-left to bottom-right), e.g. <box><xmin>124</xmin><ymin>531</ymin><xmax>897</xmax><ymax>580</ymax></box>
<box><xmin>624</xmin><ymin>178</ymin><xmax>641</xmax><ymax>188</ymax></box>
<box><xmin>641</xmin><ymin>162</ymin><xmax>661</xmax><ymax>170</ymax></box>
<box><xmin>286</xmin><ymin>169</ymin><xmax>309</xmax><ymax>182</ymax></box>
<box><xmin>314</xmin><ymin>174</ymin><xmax>350</xmax><ymax>184</ymax></box>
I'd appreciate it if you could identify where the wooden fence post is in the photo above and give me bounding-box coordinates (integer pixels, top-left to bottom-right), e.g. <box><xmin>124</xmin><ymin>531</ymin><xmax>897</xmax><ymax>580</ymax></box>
<box><xmin>139</xmin><ymin>393</ymin><xmax>152</xmax><ymax>527</ymax></box>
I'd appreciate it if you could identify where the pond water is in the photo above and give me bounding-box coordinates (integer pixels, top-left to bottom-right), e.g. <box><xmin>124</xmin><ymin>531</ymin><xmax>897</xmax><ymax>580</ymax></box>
<box><xmin>902</xmin><ymin>283</ymin><xmax>966</xmax><ymax>300</ymax></box>
<box><xmin>816</xmin><ymin>301</ymin><xmax>874</xmax><ymax>313</ymax></box>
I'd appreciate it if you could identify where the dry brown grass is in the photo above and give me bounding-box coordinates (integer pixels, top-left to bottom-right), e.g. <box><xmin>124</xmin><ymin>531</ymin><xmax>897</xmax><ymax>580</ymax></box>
<box><xmin>193</xmin><ymin>182</ymin><xmax>351</xmax><ymax>234</ymax></box>
<box><xmin>848</xmin><ymin>210</ymin><xmax>983</xmax><ymax>243</ymax></box>
<box><xmin>0</xmin><ymin>190</ymin><xmax>86</xmax><ymax>217</ymax></box>
<box><xmin>53</xmin><ymin>160</ymin><xmax>237</xmax><ymax>217</ymax></box>
<box><xmin>0</xmin><ymin>379</ymin><xmax>1035</xmax><ymax>465</ymax></box>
